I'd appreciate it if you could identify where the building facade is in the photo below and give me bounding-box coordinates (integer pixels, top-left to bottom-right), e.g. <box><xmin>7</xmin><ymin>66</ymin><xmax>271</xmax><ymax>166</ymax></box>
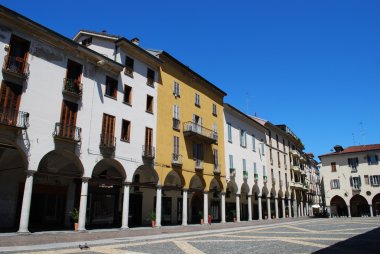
<box><xmin>319</xmin><ymin>144</ymin><xmax>380</xmax><ymax>217</ymax></box>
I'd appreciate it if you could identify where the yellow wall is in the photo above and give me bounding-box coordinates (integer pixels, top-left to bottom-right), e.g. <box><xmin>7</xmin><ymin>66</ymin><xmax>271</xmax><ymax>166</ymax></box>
<box><xmin>155</xmin><ymin>54</ymin><xmax>226</xmax><ymax>191</ymax></box>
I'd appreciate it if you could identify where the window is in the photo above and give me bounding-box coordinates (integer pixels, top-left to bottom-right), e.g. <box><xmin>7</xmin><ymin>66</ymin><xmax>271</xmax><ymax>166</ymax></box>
<box><xmin>195</xmin><ymin>93</ymin><xmax>200</xmax><ymax>107</ymax></box>
<box><xmin>105</xmin><ymin>76</ymin><xmax>117</xmax><ymax>98</ymax></box>
<box><xmin>81</xmin><ymin>37</ymin><xmax>92</xmax><ymax>46</ymax></box>
<box><xmin>330</xmin><ymin>179</ymin><xmax>340</xmax><ymax>189</ymax></box>
<box><xmin>350</xmin><ymin>176</ymin><xmax>361</xmax><ymax>189</ymax></box>
<box><xmin>261</xmin><ymin>142</ymin><xmax>265</xmax><ymax>156</ymax></box>
<box><xmin>271</xmin><ymin>168</ymin><xmax>274</xmax><ymax>181</ymax></box>
<box><xmin>276</xmin><ymin>134</ymin><xmax>279</xmax><ymax>148</ymax></box>
<box><xmin>101</xmin><ymin>113</ymin><xmax>115</xmax><ymax>146</ymax></box>
<box><xmin>370</xmin><ymin>175</ymin><xmax>380</xmax><ymax>186</ymax></box>
<box><xmin>123</xmin><ymin>85</ymin><xmax>132</xmax><ymax>105</ymax></box>
<box><xmin>268</xmin><ymin>130</ymin><xmax>272</xmax><ymax>145</ymax></box>
<box><xmin>367</xmin><ymin>154</ymin><xmax>379</xmax><ymax>165</ymax></box>
<box><xmin>254</xmin><ymin>162</ymin><xmax>258</xmax><ymax>174</ymax></box>
<box><xmin>144</xmin><ymin>127</ymin><xmax>153</xmax><ymax>155</ymax></box>
<box><xmin>124</xmin><ymin>56</ymin><xmax>134</xmax><ymax>77</ymax></box>
<box><xmin>283</xmin><ymin>138</ymin><xmax>286</xmax><ymax>152</ymax></box>
<box><xmin>0</xmin><ymin>81</ymin><xmax>22</xmax><ymax>126</ymax></box>
<box><xmin>227</xmin><ymin>123</ymin><xmax>232</xmax><ymax>143</ymax></box>
<box><xmin>240</xmin><ymin>129</ymin><xmax>247</xmax><ymax>148</ymax></box>
<box><xmin>348</xmin><ymin>157</ymin><xmax>359</xmax><ymax>169</ymax></box>
<box><xmin>173</xmin><ymin>81</ymin><xmax>180</xmax><ymax>97</ymax></box>
<box><xmin>147</xmin><ymin>68</ymin><xmax>155</xmax><ymax>87</ymax></box>
<box><xmin>229</xmin><ymin>155</ymin><xmax>234</xmax><ymax>169</ymax></box>
<box><xmin>65</xmin><ymin>59</ymin><xmax>83</xmax><ymax>95</ymax></box>
<box><xmin>364</xmin><ymin>175</ymin><xmax>369</xmax><ymax>185</ymax></box>
<box><xmin>285</xmin><ymin>173</ymin><xmax>288</xmax><ymax>185</ymax></box>
<box><xmin>119</xmin><ymin>119</ymin><xmax>130</xmax><ymax>142</ymax></box>
<box><xmin>59</xmin><ymin>100</ymin><xmax>78</xmax><ymax>138</ymax></box>
<box><xmin>243</xmin><ymin>159</ymin><xmax>247</xmax><ymax>172</ymax></box>
<box><xmin>270</xmin><ymin>148</ymin><xmax>273</xmax><ymax>164</ymax></box>
<box><xmin>173</xmin><ymin>136</ymin><xmax>179</xmax><ymax>155</ymax></box>
<box><xmin>278</xmin><ymin>151</ymin><xmax>281</xmax><ymax>168</ymax></box>
<box><xmin>173</xmin><ymin>105</ymin><xmax>180</xmax><ymax>130</ymax></box>
<box><xmin>213</xmin><ymin>149</ymin><xmax>219</xmax><ymax>167</ymax></box>
<box><xmin>193</xmin><ymin>142</ymin><xmax>204</xmax><ymax>160</ymax></box>
<box><xmin>263</xmin><ymin>165</ymin><xmax>267</xmax><ymax>178</ymax></box>
<box><xmin>284</xmin><ymin>154</ymin><xmax>287</xmax><ymax>168</ymax></box>
<box><xmin>146</xmin><ymin>95</ymin><xmax>153</xmax><ymax>113</ymax></box>
<box><xmin>331</xmin><ymin>162</ymin><xmax>337</xmax><ymax>172</ymax></box>
<box><xmin>212</xmin><ymin>104</ymin><xmax>217</xmax><ymax>116</ymax></box>
<box><xmin>252</xmin><ymin>135</ymin><xmax>256</xmax><ymax>151</ymax></box>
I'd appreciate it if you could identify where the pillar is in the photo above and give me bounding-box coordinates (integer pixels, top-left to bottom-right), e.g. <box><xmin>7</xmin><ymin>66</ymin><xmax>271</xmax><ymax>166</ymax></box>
<box><xmin>300</xmin><ymin>201</ymin><xmax>304</xmax><ymax>217</ymax></box>
<box><xmin>203</xmin><ymin>191</ymin><xmax>208</xmax><ymax>224</ymax></box>
<box><xmin>326</xmin><ymin>205</ymin><xmax>331</xmax><ymax>218</ymax></box>
<box><xmin>288</xmin><ymin>198</ymin><xmax>292</xmax><ymax>218</ymax></box>
<box><xmin>155</xmin><ymin>186</ymin><xmax>162</xmax><ymax>227</ymax></box>
<box><xmin>18</xmin><ymin>170</ymin><xmax>35</xmax><ymax>233</ymax></box>
<box><xmin>347</xmin><ymin>205</ymin><xmax>351</xmax><ymax>218</ymax></box>
<box><xmin>121</xmin><ymin>182</ymin><xmax>130</xmax><ymax>229</ymax></box>
<box><xmin>267</xmin><ymin>197</ymin><xmax>271</xmax><ymax>220</ymax></box>
<box><xmin>78</xmin><ymin>177</ymin><xmax>89</xmax><ymax>231</ymax></box>
<box><xmin>369</xmin><ymin>204</ymin><xmax>373</xmax><ymax>217</ymax></box>
<box><xmin>182</xmin><ymin>189</ymin><xmax>188</xmax><ymax>226</ymax></box>
<box><xmin>275</xmin><ymin>198</ymin><xmax>279</xmax><ymax>219</ymax></box>
<box><xmin>236</xmin><ymin>194</ymin><xmax>241</xmax><ymax>222</ymax></box>
<box><xmin>221</xmin><ymin>192</ymin><xmax>226</xmax><ymax>223</ymax></box>
<box><xmin>248</xmin><ymin>195</ymin><xmax>252</xmax><ymax>221</ymax></box>
<box><xmin>258</xmin><ymin>196</ymin><xmax>262</xmax><ymax>220</ymax></box>
<box><xmin>293</xmin><ymin>199</ymin><xmax>297</xmax><ymax>218</ymax></box>
<box><xmin>282</xmin><ymin>198</ymin><xmax>286</xmax><ymax>219</ymax></box>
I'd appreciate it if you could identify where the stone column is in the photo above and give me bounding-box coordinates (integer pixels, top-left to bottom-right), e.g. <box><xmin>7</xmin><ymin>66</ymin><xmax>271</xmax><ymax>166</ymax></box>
<box><xmin>18</xmin><ymin>170</ymin><xmax>35</xmax><ymax>233</ymax></box>
<box><xmin>369</xmin><ymin>204</ymin><xmax>373</xmax><ymax>217</ymax></box>
<box><xmin>293</xmin><ymin>199</ymin><xmax>297</xmax><ymax>218</ymax></box>
<box><xmin>275</xmin><ymin>198</ymin><xmax>279</xmax><ymax>219</ymax></box>
<box><xmin>326</xmin><ymin>205</ymin><xmax>331</xmax><ymax>218</ymax></box>
<box><xmin>288</xmin><ymin>198</ymin><xmax>292</xmax><ymax>218</ymax></box>
<box><xmin>203</xmin><ymin>191</ymin><xmax>208</xmax><ymax>224</ymax></box>
<box><xmin>282</xmin><ymin>198</ymin><xmax>286</xmax><ymax>219</ymax></box>
<box><xmin>236</xmin><ymin>194</ymin><xmax>241</xmax><ymax>222</ymax></box>
<box><xmin>267</xmin><ymin>197</ymin><xmax>271</xmax><ymax>220</ymax></box>
<box><xmin>182</xmin><ymin>189</ymin><xmax>188</xmax><ymax>226</ymax></box>
<box><xmin>248</xmin><ymin>195</ymin><xmax>253</xmax><ymax>221</ymax></box>
<box><xmin>300</xmin><ymin>201</ymin><xmax>304</xmax><ymax>217</ymax></box>
<box><xmin>347</xmin><ymin>205</ymin><xmax>351</xmax><ymax>218</ymax></box>
<box><xmin>121</xmin><ymin>182</ymin><xmax>130</xmax><ymax>229</ymax></box>
<box><xmin>221</xmin><ymin>192</ymin><xmax>226</xmax><ymax>223</ymax></box>
<box><xmin>78</xmin><ymin>177</ymin><xmax>90</xmax><ymax>231</ymax></box>
<box><xmin>258</xmin><ymin>196</ymin><xmax>262</xmax><ymax>220</ymax></box>
<box><xmin>155</xmin><ymin>186</ymin><xmax>162</xmax><ymax>227</ymax></box>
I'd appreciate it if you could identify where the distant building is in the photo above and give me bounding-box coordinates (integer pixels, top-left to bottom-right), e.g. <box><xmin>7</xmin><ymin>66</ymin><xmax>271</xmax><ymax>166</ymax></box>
<box><xmin>319</xmin><ymin>144</ymin><xmax>380</xmax><ymax>217</ymax></box>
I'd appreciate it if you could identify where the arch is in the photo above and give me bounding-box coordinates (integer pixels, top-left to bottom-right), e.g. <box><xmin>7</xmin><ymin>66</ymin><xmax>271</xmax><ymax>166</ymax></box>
<box><xmin>261</xmin><ymin>185</ymin><xmax>269</xmax><ymax>197</ymax></box>
<box><xmin>241</xmin><ymin>182</ymin><xmax>250</xmax><ymax>195</ymax></box>
<box><xmin>330</xmin><ymin>195</ymin><xmax>348</xmax><ymax>217</ymax></box>
<box><xmin>92</xmin><ymin>158</ymin><xmax>126</xmax><ymax>181</ymax></box>
<box><xmin>350</xmin><ymin>194</ymin><xmax>369</xmax><ymax>217</ymax></box>
<box><xmin>164</xmin><ymin>170</ymin><xmax>184</xmax><ymax>188</ymax></box>
<box><xmin>0</xmin><ymin>136</ymin><xmax>28</xmax><ymax>171</ymax></box>
<box><xmin>189</xmin><ymin>174</ymin><xmax>206</xmax><ymax>191</ymax></box>
<box><xmin>38</xmin><ymin>149</ymin><xmax>84</xmax><ymax>177</ymax></box>
<box><xmin>372</xmin><ymin>194</ymin><xmax>380</xmax><ymax>216</ymax></box>
<box><xmin>133</xmin><ymin>165</ymin><xmax>159</xmax><ymax>186</ymax></box>
<box><xmin>252</xmin><ymin>184</ymin><xmax>260</xmax><ymax>196</ymax></box>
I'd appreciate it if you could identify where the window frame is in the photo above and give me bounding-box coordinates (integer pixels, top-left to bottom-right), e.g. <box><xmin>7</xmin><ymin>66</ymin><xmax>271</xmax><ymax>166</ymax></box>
<box><xmin>105</xmin><ymin>76</ymin><xmax>118</xmax><ymax>99</ymax></box>
<box><xmin>146</xmin><ymin>95</ymin><xmax>154</xmax><ymax>114</ymax></box>
<box><xmin>123</xmin><ymin>85</ymin><xmax>132</xmax><ymax>105</ymax></box>
<box><xmin>120</xmin><ymin>119</ymin><xmax>131</xmax><ymax>142</ymax></box>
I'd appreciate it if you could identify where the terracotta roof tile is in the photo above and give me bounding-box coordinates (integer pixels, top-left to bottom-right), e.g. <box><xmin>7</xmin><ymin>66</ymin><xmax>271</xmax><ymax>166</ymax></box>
<box><xmin>319</xmin><ymin>144</ymin><xmax>380</xmax><ymax>158</ymax></box>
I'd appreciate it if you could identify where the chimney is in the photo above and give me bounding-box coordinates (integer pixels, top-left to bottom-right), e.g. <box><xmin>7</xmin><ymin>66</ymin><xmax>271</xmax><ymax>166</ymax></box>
<box><xmin>131</xmin><ymin>37</ymin><xmax>140</xmax><ymax>45</ymax></box>
<box><xmin>334</xmin><ymin>145</ymin><xmax>344</xmax><ymax>153</ymax></box>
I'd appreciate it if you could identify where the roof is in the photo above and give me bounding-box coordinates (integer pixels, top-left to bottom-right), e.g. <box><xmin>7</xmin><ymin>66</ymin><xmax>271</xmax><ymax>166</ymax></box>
<box><xmin>73</xmin><ymin>29</ymin><xmax>122</xmax><ymax>40</ymax></box>
<box><xmin>250</xmin><ymin>116</ymin><xmax>268</xmax><ymax>126</ymax></box>
<box><xmin>147</xmin><ymin>49</ymin><xmax>227</xmax><ymax>97</ymax></box>
<box><xmin>224</xmin><ymin>103</ymin><xmax>267</xmax><ymax>132</ymax></box>
<box><xmin>0</xmin><ymin>5</ymin><xmax>123</xmax><ymax>70</ymax></box>
<box><xmin>319</xmin><ymin>144</ymin><xmax>380</xmax><ymax>158</ymax></box>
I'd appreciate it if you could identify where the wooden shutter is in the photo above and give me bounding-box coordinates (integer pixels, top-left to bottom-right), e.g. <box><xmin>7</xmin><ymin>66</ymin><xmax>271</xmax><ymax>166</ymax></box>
<box><xmin>60</xmin><ymin>100</ymin><xmax>78</xmax><ymax>138</ymax></box>
<box><xmin>0</xmin><ymin>81</ymin><xmax>22</xmax><ymax>125</ymax></box>
<box><xmin>145</xmin><ymin>127</ymin><xmax>153</xmax><ymax>152</ymax></box>
<box><xmin>102</xmin><ymin>114</ymin><xmax>115</xmax><ymax>145</ymax></box>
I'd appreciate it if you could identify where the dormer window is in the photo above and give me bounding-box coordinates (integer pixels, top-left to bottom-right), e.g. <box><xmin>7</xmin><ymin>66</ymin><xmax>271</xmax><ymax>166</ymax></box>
<box><xmin>81</xmin><ymin>37</ymin><xmax>92</xmax><ymax>47</ymax></box>
<box><xmin>124</xmin><ymin>56</ymin><xmax>134</xmax><ymax>77</ymax></box>
<box><xmin>147</xmin><ymin>68</ymin><xmax>155</xmax><ymax>87</ymax></box>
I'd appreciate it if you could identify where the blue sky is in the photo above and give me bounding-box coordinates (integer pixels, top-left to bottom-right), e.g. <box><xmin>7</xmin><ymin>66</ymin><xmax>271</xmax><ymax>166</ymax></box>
<box><xmin>4</xmin><ymin>0</ymin><xmax>380</xmax><ymax>158</ymax></box>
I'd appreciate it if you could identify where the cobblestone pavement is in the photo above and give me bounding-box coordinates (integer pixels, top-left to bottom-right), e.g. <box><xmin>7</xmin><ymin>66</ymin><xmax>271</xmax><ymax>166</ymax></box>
<box><xmin>1</xmin><ymin>217</ymin><xmax>379</xmax><ymax>254</ymax></box>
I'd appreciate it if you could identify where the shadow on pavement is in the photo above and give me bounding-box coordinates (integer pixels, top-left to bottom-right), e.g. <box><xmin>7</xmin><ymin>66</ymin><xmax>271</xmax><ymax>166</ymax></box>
<box><xmin>313</xmin><ymin>226</ymin><xmax>380</xmax><ymax>254</ymax></box>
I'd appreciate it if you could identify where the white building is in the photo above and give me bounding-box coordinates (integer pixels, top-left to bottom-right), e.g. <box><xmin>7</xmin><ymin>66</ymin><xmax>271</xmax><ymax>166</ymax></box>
<box><xmin>319</xmin><ymin>144</ymin><xmax>380</xmax><ymax>217</ymax></box>
<box><xmin>0</xmin><ymin>6</ymin><xmax>161</xmax><ymax>233</ymax></box>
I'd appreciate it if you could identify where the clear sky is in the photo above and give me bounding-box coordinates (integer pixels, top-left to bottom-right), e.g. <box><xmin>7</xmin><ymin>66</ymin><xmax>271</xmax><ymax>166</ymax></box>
<box><xmin>3</xmin><ymin>0</ymin><xmax>380</xmax><ymax>159</ymax></box>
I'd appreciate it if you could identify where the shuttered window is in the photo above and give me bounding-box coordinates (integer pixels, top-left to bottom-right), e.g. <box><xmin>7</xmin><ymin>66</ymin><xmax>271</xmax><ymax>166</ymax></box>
<box><xmin>101</xmin><ymin>113</ymin><xmax>115</xmax><ymax>145</ymax></box>
<box><xmin>0</xmin><ymin>81</ymin><xmax>21</xmax><ymax>125</ymax></box>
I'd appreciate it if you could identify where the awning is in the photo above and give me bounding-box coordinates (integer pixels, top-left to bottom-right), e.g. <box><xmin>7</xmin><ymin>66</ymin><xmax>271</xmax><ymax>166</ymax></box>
<box><xmin>312</xmin><ymin>204</ymin><xmax>320</xmax><ymax>208</ymax></box>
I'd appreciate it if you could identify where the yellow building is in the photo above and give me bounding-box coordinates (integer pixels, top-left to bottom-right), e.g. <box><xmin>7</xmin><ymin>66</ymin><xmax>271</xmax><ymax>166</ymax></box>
<box><xmin>149</xmin><ymin>50</ymin><xmax>227</xmax><ymax>225</ymax></box>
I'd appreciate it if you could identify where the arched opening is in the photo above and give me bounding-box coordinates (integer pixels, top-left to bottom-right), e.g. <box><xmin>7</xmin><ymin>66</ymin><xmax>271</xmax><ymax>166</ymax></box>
<box><xmin>270</xmin><ymin>189</ymin><xmax>276</xmax><ymax>219</ymax></box>
<box><xmin>208</xmin><ymin>178</ymin><xmax>222</xmax><ymax>223</ymax></box>
<box><xmin>350</xmin><ymin>195</ymin><xmax>369</xmax><ymax>217</ymax></box>
<box><xmin>262</xmin><ymin>187</ymin><xmax>269</xmax><ymax>219</ymax></box>
<box><xmin>284</xmin><ymin>192</ymin><xmax>290</xmax><ymax>218</ymax></box>
<box><xmin>30</xmin><ymin>150</ymin><xmax>83</xmax><ymax>232</ymax></box>
<box><xmin>372</xmin><ymin>194</ymin><xmax>380</xmax><ymax>216</ymax></box>
<box><xmin>161</xmin><ymin>170</ymin><xmax>184</xmax><ymax>225</ymax></box>
<box><xmin>330</xmin><ymin>195</ymin><xmax>348</xmax><ymax>217</ymax></box>
<box><xmin>0</xmin><ymin>139</ymin><xmax>28</xmax><ymax>232</ymax></box>
<box><xmin>189</xmin><ymin>174</ymin><xmax>205</xmax><ymax>224</ymax></box>
<box><xmin>278</xmin><ymin>192</ymin><xmax>283</xmax><ymax>218</ymax></box>
<box><xmin>225</xmin><ymin>180</ymin><xmax>238</xmax><ymax>222</ymax></box>
<box><xmin>240</xmin><ymin>183</ymin><xmax>250</xmax><ymax>221</ymax></box>
<box><xmin>88</xmin><ymin>159</ymin><xmax>125</xmax><ymax>229</ymax></box>
<box><xmin>129</xmin><ymin>165</ymin><xmax>158</xmax><ymax>227</ymax></box>
<box><xmin>252</xmin><ymin>185</ymin><xmax>260</xmax><ymax>220</ymax></box>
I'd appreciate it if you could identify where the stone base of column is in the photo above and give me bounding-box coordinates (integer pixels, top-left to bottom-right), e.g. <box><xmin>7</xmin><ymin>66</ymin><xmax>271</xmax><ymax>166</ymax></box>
<box><xmin>17</xmin><ymin>230</ymin><xmax>31</xmax><ymax>235</ymax></box>
<box><xmin>121</xmin><ymin>226</ymin><xmax>129</xmax><ymax>230</ymax></box>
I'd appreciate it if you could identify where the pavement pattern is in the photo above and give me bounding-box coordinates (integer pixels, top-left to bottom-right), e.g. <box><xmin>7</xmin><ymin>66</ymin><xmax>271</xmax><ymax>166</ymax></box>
<box><xmin>1</xmin><ymin>217</ymin><xmax>379</xmax><ymax>254</ymax></box>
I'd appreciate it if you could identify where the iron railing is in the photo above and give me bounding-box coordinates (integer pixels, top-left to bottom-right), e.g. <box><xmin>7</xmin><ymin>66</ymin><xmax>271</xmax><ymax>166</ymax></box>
<box><xmin>183</xmin><ymin>121</ymin><xmax>218</xmax><ymax>142</ymax></box>
<box><xmin>99</xmin><ymin>133</ymin><xmax>116</xmax><ymax>151</ymax></box>
<box><xmin>53</xmin><ymin>123</ymin><xmax>81</xmax><ymax>142</ymax></box>
<box><xmin>213</xmin><ymin>164</ymin><xmax>221</xmax><ymax>174</ymax></box>
<box><xmin>0</xmin><ymin>109</ymin><xmax>29</xmax><ymax>129</ymax></box>
<box><xmin>2</xmin><ymin>55</ymin><xmax>30</xmax><ymax>79</ymax></box>
<box><xmin>195</xmin><ymin>159</ymin><xmax>204</xmax><ymax>170</ymax></box>
<box><xmin>63</xmin><ymin>78</ymin><xmax>83</xmax><ymax>97</ymax></box>
<box><xmin>142</xmin><ymin>145</ymin><xmax>155</xmax><ymax>158</ymax></box>
<box><xmin>172</xmin><ymin>153</ymin><xmax>183</xmax><ymax>165</ymax></box>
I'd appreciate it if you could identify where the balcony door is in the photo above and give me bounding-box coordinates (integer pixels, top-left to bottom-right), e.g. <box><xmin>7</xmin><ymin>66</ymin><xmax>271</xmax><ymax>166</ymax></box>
<box><xmin>144</xmin><ymin>127</ymin><xmax>153</xmax><ymax>156</ymax></box>
<box><xmin>0</xmin><ymin>81</ymin><xmax>21</xmax><ymax>125</ymax></box>
<box><xmin>59</xmin><ymin>100</ymin><xmax>78</xmax><ymax>139</ymax></box>
<box><xmin>6</xmin><ymin>35</ymin><xmax>30</xmax><ymax>74</ymax></box>
<box><xmin>65</xmin><ymin>60</ymin><xmax>83</xmax><ymax>94</ymax></box>
<box><xmin>192</xmin><ymin>114</ymin><xmax>202</xmax><ymax>133</ymax></box>
<box><xmin>101</xmin><ymin>114</ymin><xmax>115</xmax><ymax>146</ymax></box>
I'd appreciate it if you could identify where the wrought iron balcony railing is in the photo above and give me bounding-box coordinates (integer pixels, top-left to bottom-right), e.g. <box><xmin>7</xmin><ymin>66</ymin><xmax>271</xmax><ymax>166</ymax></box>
<box><xmin>213</xmin><ymin>164</ymin><xmax>221</xmax><ymax>174</ymax></box>
<box><xmin>53</xmin><ymin>123</ymin><xmax>81</xmax><ymax>142</ymax></box>
<box><xmin>0</xmin><ymin>109</ymin><xmax>29</xmax><ymax>129</ymax></box>
<box><xmin>142</xmin><ymin>145</ymin><xmax>155</xmax><ymax>159</ymax></box>
<box><xmin>172</xmin><ymin>153</ymin><xmax>183</xmax><ymax>166</ymax></box>
<box><xmin>2</xmin><ymin>55</ymin><xmax>30</xmax><ymax>80</ymax></box>
<box><xmin>195</xmin><ymin>159</ymin><xmax>204</xmax><ymax>170</ymax></box>
<box><xmin>99</xmin><ymin>133</ymin><xmax>116</xmax><ymax>152</ymax></box>
<box><xmin>183</xmin><ymin>121</ymin><xmax>218</xmax><ymax>144</ymax></box>
<box><xmin>63</xmin><ymin>78</ymin><xmax>83</xmax><ymax>98</ymax></box>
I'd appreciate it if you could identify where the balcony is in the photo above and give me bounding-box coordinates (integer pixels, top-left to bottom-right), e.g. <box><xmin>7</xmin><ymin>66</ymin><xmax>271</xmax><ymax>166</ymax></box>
<box><xmin>243</xmin><ymin>170</ymin><xmax>248</xmax><ymax>180</ymax></box>
<box><xmin>62</xmin><ymin>78</ymin><xmax>82</xmax><ymax>99</ymax></box>
<box><xmin>53</xmin><ymin>123</ymin><xmax>81</xmax><ymax>143</ymax></box>
<box><xmin>263</xmin><ymin>175</ymin><xmax>268</xmax><ymax>183</ymax></box>
<box><xmin>172</xmin><ymin>118</ymin><xmax>180</xmax><ymax>130</ymax></box>
<box><xmin>230</xmin><ymin>168</ymin><xmax>236</xmax><ymax>177</ymax></box>
<box><xmin>2</xmin><ymin>55</ymin><xmax>29</xmax><ymax>82</ymax></box>
<box><xmin>142</xmin><ymin>145</ymin><xmax>155</xmax><ymax>159</ymax></box>
<box><xmin>290</xmin><ymin>181</ymin><xmax>303</xmax><ymax>189</ymax></box>
<box><xmin>352</xmin><ymin>184</ymin><xmax>361</xmax><ymax>191</ymax></box>
<box><xmin>254</xmin><ymin>173</ymin><xmax>259</xmax><ymax>181</ymax></box>
<box><xmin>183</xmin><ymin>122</ymin><xmax>217</xmax><ymax>144</ymax></box>
<box><xmin>291</xmin><ymin>149</ymin><xmax>300</xmax><ymax>157</ymax></box>
<box><xmin>172</xmin><ymin>153</ymin><xmax>183</xmax><ymax>166</ymax></box>
<box><xmin>300</xmin><ymin>169</ymin><xmax>307</xmax><ymax>176</ymax></box>
<box><xmin>195</xmin><ymin>159</ymin><xmax>204</xmax><ymax>171</ymax></box>
<box><xmin>300</xmin><ymin>155</ymin><xmax>306</xmax><ymax>162</ymax></box>
<box><xmin>213</xmin><ymin>164</ymin><xmax>221</xmax><ymax>175</ymax></box>
<box><xmin>351</xmin><ymin>166</ymin><xmax>358</xmax><ymax>173</ymax></box>
<box><xmin>0</xmin><ymin>109</ymin><xmax>29</xmax><ymax>129</ymax></box>
<box><xmin>291</xmin><ymin>164</ymin><xmax>300</xmax><ymax>172</ymax></box>
<box><xmin>270</xmin><ymin>158</ymin><xmax>273</xmax><ymax>165</ymax></box>
<box><xmin>99</xmin><ymin>133</ymin><xmax>116</xmax><ymax>153</ymax></box>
